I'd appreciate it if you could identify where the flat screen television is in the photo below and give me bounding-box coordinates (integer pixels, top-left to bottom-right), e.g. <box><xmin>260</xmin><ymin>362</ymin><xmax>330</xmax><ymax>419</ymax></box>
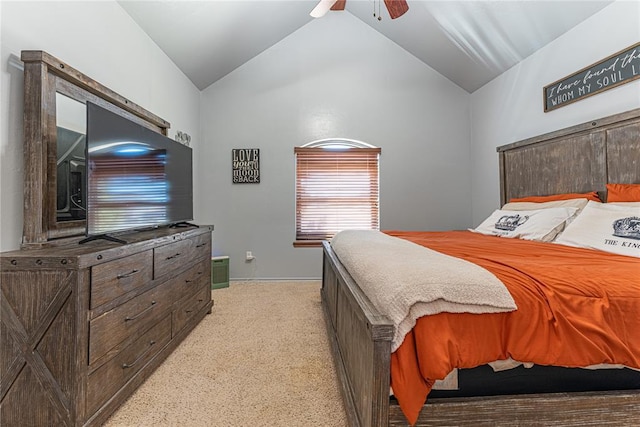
<box><xmin>83</xmin><ymin>102</ymin><xmax>193</xmax><ymax>243</ymax></box>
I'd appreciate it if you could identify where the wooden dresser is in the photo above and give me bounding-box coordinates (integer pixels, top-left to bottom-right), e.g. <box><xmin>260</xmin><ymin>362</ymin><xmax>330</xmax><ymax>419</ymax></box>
<box><xmin>0</xmin><ymin>225</ymin><xmax>214</xmax><ymax>426</ymax></box>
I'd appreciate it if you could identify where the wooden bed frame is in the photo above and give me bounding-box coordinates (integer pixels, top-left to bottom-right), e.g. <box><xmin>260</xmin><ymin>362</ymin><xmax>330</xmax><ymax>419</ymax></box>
<box><xmin>321</xmin><ymin>108</ymin><xmax>640</xmax><ymax>426</ymax></box>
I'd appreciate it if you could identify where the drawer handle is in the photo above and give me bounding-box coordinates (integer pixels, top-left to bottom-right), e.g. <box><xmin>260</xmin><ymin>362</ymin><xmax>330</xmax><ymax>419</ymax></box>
<box><xmin>122</xmin><ymin>340</ymin><xmax>156</xmax><ymax>369</ymax></box>
<box><xmin>124</xmin><ymin>301</ymin><xmax>157</xmax><ymax>322</ymax></box>
<box><xmin>117</xmin><ymin>269</ymin><xmax>139</xmax><ymax>279</ymax></box>
<box><xmin>166</xmin><ymin>252</ymin><xmax>181</xmax><ymax>260</ymax></box>
<box><xmin>186</xmin><ymin>297</ymin><xmax>207</xmax><ymax>314</ymax></box>
<box><xmin>196</xmin><ymin>243</ymin><xmax>206</xmax><ymax>248</ymax></box>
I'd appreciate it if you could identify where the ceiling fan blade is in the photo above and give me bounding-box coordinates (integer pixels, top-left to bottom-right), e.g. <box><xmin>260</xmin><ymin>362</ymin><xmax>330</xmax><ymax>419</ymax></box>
<box><xmin>310</xmin><ymin>0</ymin><xmax>339</xmax><ymax>18</ymax></box>
<box><xmin>384</xmin><ymin>0</ymin><xmax>409</xmax><ymax>19</ymax></box>
<box><xmin>330</xmin><ymin>0</ymin><xmax>346</xmax><ymax>11</ymax></box>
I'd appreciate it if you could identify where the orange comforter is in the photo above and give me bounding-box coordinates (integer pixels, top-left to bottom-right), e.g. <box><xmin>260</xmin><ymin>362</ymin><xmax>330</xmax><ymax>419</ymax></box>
<box><xmin>385</xmin><ymin>231</ymin><xmax>640</xmax><ymax>425</ymax></box>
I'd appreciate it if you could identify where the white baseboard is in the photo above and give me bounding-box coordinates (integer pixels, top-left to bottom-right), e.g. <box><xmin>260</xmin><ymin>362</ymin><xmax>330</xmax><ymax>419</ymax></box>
<box><xmin>229</xmin><ymin>277</ymin><xmax>321</xmax><ymax>282</ymax></box>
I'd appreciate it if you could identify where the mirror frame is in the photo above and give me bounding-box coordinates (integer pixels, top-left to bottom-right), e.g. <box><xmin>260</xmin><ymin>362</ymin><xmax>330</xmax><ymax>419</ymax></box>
<box><xmin>21</xmin><ymin>50</ymin><xmax>171</xmax><ymax>247</ymax></box>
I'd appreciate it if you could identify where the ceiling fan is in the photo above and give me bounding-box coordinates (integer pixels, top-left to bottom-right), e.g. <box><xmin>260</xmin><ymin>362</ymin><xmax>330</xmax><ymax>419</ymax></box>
<box><xmin>310</xmin><ymin>0</ymin><xmax>409</xmax><ymax>20</ymax></box>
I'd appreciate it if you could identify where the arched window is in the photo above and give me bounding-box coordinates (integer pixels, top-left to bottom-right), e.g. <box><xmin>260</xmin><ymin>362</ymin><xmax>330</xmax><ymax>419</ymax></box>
<box><xmin>294</xmin><ymin>139</ymin><xmax>381</xmax><ymax>246</ymax></box>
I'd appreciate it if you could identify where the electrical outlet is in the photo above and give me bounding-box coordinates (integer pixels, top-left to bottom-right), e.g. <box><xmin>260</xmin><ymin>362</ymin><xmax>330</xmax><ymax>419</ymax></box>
<box><xmin>245</xmin><ymin>251</ymin><xmax>255</xmax><ymax>261</ymax></box>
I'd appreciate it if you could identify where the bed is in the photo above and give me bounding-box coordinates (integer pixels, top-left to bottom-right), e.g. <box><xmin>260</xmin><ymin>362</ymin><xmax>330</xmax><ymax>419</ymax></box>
<box><xmin>320</xmin><ymin>108</ymin><xmax>640</xmax><ymax>426</ymax></box>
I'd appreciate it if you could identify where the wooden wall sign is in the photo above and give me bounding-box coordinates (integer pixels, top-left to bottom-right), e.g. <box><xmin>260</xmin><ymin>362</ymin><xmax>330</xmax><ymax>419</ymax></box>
<box><xmin>232</xmin><ymin>148</ymin><xmax>260</xmax><ymax>183</ymax></box>
<box><xmin>544</xmin><ymin>42</ymin><xmax>640</xmax><ymax>112</ymax></box>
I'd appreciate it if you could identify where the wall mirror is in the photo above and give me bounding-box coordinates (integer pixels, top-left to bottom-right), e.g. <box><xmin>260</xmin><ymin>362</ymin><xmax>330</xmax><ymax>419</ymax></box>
<box><xmin>21</xmin><ymin>51</ymin><xmax>170</xmax><ymax>247</ymax></box>
<box><xmin>55</xmin><ymin>92</ymin><xmax>87</xmax><ymax>222</ymax></box>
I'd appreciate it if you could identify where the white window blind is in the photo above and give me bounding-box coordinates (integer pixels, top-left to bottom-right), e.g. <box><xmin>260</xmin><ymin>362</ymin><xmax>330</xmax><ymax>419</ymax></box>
<box><xmin>295</xmin><ymin>146</ymin><xmax>381</xmax><ymax>241</ymax></box>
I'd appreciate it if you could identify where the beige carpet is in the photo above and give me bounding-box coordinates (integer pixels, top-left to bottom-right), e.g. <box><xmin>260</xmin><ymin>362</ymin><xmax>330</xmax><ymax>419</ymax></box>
<box><xmin>105</xmin><ymin>281</ymin><xmax>348</xmax><ymax>427</ymax></box>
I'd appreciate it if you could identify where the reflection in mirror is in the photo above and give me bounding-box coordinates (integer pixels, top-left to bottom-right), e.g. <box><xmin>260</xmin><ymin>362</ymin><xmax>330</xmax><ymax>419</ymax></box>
<box><xmin>56</xmin><ymin>92</ymin><xmax>87</xmax><ymax>222</ymax></box>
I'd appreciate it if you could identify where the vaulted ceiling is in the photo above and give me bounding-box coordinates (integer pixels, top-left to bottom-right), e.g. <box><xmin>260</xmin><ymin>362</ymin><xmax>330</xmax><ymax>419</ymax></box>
<box><xmin>118</xmin><ymin>0</ymin><xmax>613</xmax><ymax>93</ymax></box>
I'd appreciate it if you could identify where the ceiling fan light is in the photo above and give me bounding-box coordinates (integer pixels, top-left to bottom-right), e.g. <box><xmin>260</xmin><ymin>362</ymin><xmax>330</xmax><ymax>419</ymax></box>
<box><xmin>310</xmin><ymin>0</ymin><xmax>339</xmax><ymax>18</ymax></box>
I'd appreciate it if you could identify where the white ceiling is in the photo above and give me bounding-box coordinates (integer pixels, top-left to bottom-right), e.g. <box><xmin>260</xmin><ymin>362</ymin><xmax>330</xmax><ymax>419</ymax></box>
<box><xmin>118</xmin><ymin>0</ymin><xmax>613</xmax><ymax>93</ymax></box>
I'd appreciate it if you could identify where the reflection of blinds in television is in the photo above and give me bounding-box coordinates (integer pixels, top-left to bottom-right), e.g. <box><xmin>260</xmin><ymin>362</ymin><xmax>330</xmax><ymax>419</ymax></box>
<box><xmin>88</xmin><ymin>150</ymin><xmax>167</xmax><ymax>235</ymax></box>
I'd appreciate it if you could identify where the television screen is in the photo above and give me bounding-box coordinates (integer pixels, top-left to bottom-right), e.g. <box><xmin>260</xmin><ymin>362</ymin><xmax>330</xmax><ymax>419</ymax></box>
<box><xmin>85</xmin><ymin>102</ymin><xmax>193</xmax><ymax>238</ymax></box>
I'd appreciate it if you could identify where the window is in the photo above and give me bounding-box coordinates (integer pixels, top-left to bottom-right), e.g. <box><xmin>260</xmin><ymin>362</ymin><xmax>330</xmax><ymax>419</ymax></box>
<box><xmin>294</xmin><ymin>140</ymin><xmax>381</xmax><ymax>247</ymax></box>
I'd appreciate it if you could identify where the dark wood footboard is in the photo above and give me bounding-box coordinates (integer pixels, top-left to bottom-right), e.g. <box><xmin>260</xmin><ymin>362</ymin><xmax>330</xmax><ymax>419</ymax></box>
<box><xmin>322</xmin><ymin>241</ymin><xmax>640</xmax><ymax>427</ymax></box>
<box><xmin>322</xmin><ymin>241</ymin><xmax>393</xmax><ymax>427</ymax></box>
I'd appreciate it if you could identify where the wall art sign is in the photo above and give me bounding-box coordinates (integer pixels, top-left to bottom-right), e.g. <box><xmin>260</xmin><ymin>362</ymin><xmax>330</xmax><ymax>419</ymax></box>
<box><xmin>175</xmin><ymin>131</ymin><xmax>191</xmax><ymax>146</ymax></box>
<box><xmin>232</xmin><ymin>148</ymin><xmax>260</xmax><ymax>183</ymax></box>
<box><xmin>544</xmin><ymin>42</ymin><xmax>640</xmax><ymax>112</ymax></box>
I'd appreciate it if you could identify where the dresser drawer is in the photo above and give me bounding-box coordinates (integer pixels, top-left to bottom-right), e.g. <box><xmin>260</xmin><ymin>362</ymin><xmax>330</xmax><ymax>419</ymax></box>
<box><xmin>154</xmin><ymin>233</ymin><xmax>210</xmax><ymax>279</ymax></box>
<box><xmin>169</xmin><ymin>258</ymin><xmax>211</xmax><ymax>299</ymax></box>
<box><xmin>173</xmin><ymin>285</ymin><xmax>210</xmax><ymax>337</ymax></box>
<box><xmin>89</xmin><ymin>280</ymin><xmax>172</xmax><ymax>365</ymax></box>
<box><xmin>189</xmin><ymin>232</ymin><xmax>211</xmax><ymax>254</ymax></box>
<box><xmin>86</xmin><ymin>315</ymin><xmax>171</xmax><ymax>416</ymax></box>
<box><xmin>91</xmin><ymin>250</ymin><xmax>153</xmax><ymax>309</ymax></box>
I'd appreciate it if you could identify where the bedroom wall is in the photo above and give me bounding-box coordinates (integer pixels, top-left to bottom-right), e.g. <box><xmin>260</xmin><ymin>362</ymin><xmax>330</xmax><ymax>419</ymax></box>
<box><xmin>470</xmin><ymin>0</ymin><xmax>640</xmax><ymax>225</ymax></box>
<box><xmin>0</xmin><ymin>1</ymin><xmax>201</xmax><ymax>251</ymax></box>
<box><xmin>197</xmin><ymin>13</ymin><xmax>471</xmax><ymax>280</ymax></box>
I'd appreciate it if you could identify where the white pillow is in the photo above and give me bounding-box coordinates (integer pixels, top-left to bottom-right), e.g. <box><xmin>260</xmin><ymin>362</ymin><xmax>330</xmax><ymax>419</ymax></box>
<box><xmin>606</xmin><ymin>202</ymin><xmax>640</xmax><ymax>208</ymax></box>
<box><xmin>502</xmin><ymin>199</ymin><xmax>588</xmax><ymax>227</ymax></box>
<box><xmin>472</xmin><ymin>207</ymin><xmax>578</xmax><ymax>242</ymax></box>
<box><xmin>554</xmin><ymin>201</ymin><xmax>640</xmax><ymax>258</ymax></box>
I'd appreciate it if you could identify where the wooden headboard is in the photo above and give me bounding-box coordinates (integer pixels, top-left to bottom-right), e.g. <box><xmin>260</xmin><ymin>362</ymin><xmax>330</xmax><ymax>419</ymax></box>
<box><xmin>497</xmin><ymin>108</ymin><xmax>640</xmax><ymax>205</ymax></box>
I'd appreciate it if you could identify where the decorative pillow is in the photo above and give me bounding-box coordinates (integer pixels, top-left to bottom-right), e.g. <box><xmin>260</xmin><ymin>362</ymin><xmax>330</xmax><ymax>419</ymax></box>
<box><xmin>509</xmin><ymin>191</ymin><xmax>601</xmax><ymax>203</ymax></box>
<box><xmin>554</xmin><ymin>201</ymin><xmax>640</xmax><ymax>258</ymax></box>
<box><xmin>606</xmin><ymin>183</ymin><xmax>640</xmax><ymax>202</ymax></box>
<box><xmin>502</xmin><ymin>199</ymin><xmax>588</xmax><ymax>230</ymax></box>
<box><xmin>472</xmin><ymin>207</ymin><xmax>578</xmax><ymax>242</ymax></box>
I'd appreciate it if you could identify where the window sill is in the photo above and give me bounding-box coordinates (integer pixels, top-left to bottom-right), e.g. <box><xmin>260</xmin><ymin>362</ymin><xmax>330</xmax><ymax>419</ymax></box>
<box><xmin>293</xmin><ymin>240</ymin><xmax>325</xmax><ymax>248</ymax></box>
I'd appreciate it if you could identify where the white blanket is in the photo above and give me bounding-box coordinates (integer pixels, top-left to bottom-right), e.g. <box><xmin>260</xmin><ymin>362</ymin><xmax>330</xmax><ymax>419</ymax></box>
<box><xmin>330</xmin><ymin>230</ymin><xmax>517</xmax><ymax>351</ymax></box>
